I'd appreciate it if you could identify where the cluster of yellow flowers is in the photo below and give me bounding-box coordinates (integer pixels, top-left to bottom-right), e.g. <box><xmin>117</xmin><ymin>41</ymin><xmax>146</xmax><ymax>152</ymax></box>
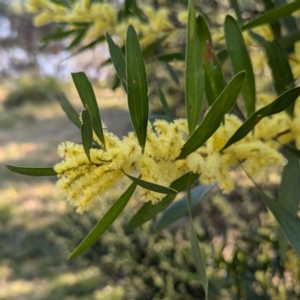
<box><xmin>54</xmin><ymin>96</ymin><xmax>300</xmax><ymax>213</ymax></box>
<box><xmin>25</xmin><ymin>0</ymin><xmax>175</xmax><ymax>47</ymax></box>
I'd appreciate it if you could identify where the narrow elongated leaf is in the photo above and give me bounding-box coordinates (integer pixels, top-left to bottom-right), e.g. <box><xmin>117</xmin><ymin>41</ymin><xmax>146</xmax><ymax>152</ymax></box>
<box><xmin>67</xmin><ymin>28</ymin><xmax>88</xmax><ymax>50</ymax></box>
<box><xmin>280</xmin><ymin>30</ymin><xmax>300</xmax><ymax>48</ymax></box>
<box><xmin>217</xmin><ymin>48</ymin><xmax>228</xmax><ymax>65</ymax></box>
<box><xmin>126</xmin><ymin>25</ymin><xmax>149</xmax><ymax>152</ymax></box>
<box><xmin>266</xmin><ymin>199</ymin><xmax>300</xmax><ymax>256</ymax></box>
<box><xmin>142</xmin><ymin>38</ymin><xmax>166</xmax><ymax>59</ymax></box>
<box><xmin>278</xmin><ymin>229</ymin><xmax>289</xmax><ymax>261</ymax></box>
<box><xmin>242</xmin><ymin>1</ymin><xmax>300</xmax><ymax>30</ymax></box>
<box><xmin>273</xmin><ymin>0</ymin><xmax>298</xmax><ymax>34</ymax></box>
<box><xmin>81</xmin><ymin>110</ymin><xmax>93</xmax><ymax>161</ymax></box>
<box><xmin>106</xmin><ymin>33</ymin><xmax>127</xmax><ymax>92</ymax></box>
<box><xmin>229</xmin><ymin>0</ymin><xmax>243</xmax><ymax>25</ymax></box>
<box><xmin>71</xmin><ymin>72</ymin><xmax>106</xmax><ymax>149</ymax></box>
<box><xmin>243</xmin><ymin>168</ymin><xmax>300</xmax><ymax>257</ymax></box>
<box><xmin>166</xmin><ymin>63</ymin><xmax>180</xmax><ymax>84</ymax></box>
<box><xmin>277</xmin><ymin>152</ymin><xmax>300</xmax><ymax>259</ymax></box>
<box><xmin>123</xmin><ymin>0</ymin><xmax>145</xmax><ymax>20</ymax></box>
<box><xmin>249</xmin><ymin>31</ymin><xmax>294</xmax><ymax>115</ymax></box>
<box><xmin>177</xmin><ymin>71</ymin><xmax>246</xmax><ymax>160</ymax></box>
<box><xmin>221</xmin><ymin>87</ymin><xmax>300</xmax><ymax>150</ymax></box>
<box><xmin>41</xmin><ymin>28</ymin><xmax>78</xmax><ymax>44</ymax></box>
<box><xmin>157</xmin><ymin>88</ymin><xmax>173</xmax><ymax>122</ymax></box>
<box><xmin>262</xmin><ymin>0</ymin><xmax>281</xmax><ymax>39</ymax></box>
<box><xmin>124</xmin><ymin>173</ymin><xmax>177</xmax><ymax>194</ymax></box>
<box><xmin>187</xmin><ymin>175</ymin><xmax>208</xmax><ymax>298</ymax></box>
<box><xmin>60</xmin><ymin>93</ymin><xmax>81</xmax><ymax>129</ymax></box>
<box><xmin>130</xmin><ymin>194</ymin><xmax>177</xmax><ymax>228</ymax></box>
<box><xmin>225</xmin><ymin>15</ymin><xmax>255</xmax><ymax>117</ymax></box>
<box><xmin>156</xmin><ymin>184</ymin><xmax>215</xmax><ymax>230</ymax></box>
<box><xmin>185</xmin><ymin>0</ymin><xmax>204</xmax><ymax>134</ymax></box>
<box><xmin>69</xmin><ymin>182</ymin><xmax>137</xmax><ymax>260</ymax></box>
<box><xmin>128</xmin><ymin>173</ymin><xmax>198</xmax><ymax>228</ymax></box>
<box><xmin>197</xmin><ymin>15</ymin><xmax>224</xmax><ymax>106</ymax></box>
<box><xmin>156</xmin><ymin>52</ymin><xmax>185</xmax><ymax>62</ymax></box>
<box><xmin>284</xmin><ymin>145</ymin><xmax>300</xmax><ymax>158</ymax></box>
<box><xmin>6</xmin><ymin>165</ymin><xmax>56</xmax><ymax>176</ymax></box>
<box><xmin>66</xmin><ymin>36</ymin><xmax>105</xmax><ymax>60</ymax></box>
<box><xmin>278</xmin><ymin>153</ymin><xmax>300</xmax><ymax>213</ymax></box>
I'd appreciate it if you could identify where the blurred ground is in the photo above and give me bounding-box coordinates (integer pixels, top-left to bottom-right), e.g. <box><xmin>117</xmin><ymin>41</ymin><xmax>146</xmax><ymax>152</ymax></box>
<box><xmin>1</xmin><ymin>85</ymin><xmax>300</xmax><ymax>300</ymax></box>
<box><xmin>0</xmin><ymin>86</ymin><xmax>133</xmax><ymax>300</ymax></box>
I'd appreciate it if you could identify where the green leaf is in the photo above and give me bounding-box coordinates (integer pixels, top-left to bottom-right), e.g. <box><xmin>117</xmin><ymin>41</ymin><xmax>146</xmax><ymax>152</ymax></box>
<box><xmin>126</xmin><ymin>25</ymin><xmax>149</xmax><ymax>152</ymax></box>
<box><xmin>261</xmin><ymin>0</ymin><xmax>282</xmax><ymax>39</ymax></box>
<box><xmin>278</xmin><ymin>153</ymin><xmax>300</xmax><ymax>213</ymax></box>
<box><xmin>67</xmin><ymin>27</ymin><xmax>88</xmax><ymax>50</ymax></box>
<box><xmin>166</xmin><ymin>62</ymin><xmax>180</xmax><ymax>84</ymax></box>
<box><xmin>69</xmin><ymin>182</ymin><xmax>137</xmax><ymax>260</ymax></box>
<box><xmin>249</xmin><ymin>31</ymin><xmax>294</xmax><ymax>115</ymax></box>
<box><xmin>177</xmin><ymin>71</ymin><xmax>246</xmax><ymax>160</ymax></box>
<box><xmin>123</xmin><ymin>0</ymin><xmax>145</xmax><ymax>20</ymax></box>
<box><xmin>81</xmin><ymin>110</ymin><xmax>93</xmax><ymax>161</ymax></box>
<box><xmin>221</xmin><ymin>87</ymin><xmax>300</xmax><ymax>151</ymax></box>
<box><xmin>128</xmin><ymin>173</ymin><xmax>198</xmax><ymax>228</ymax></box>
<box><xmin>142</xmin><ymin>38</ymin><xmax>166</xmax><ymax>59</ymax></box>
<box><xmin>157</xmin><ymin>88</ymin><xmax>173</xmax><ymax>122</ymax></box>
<box><xmin>185</xmin><ymin>0</ymin><xmax>204</xmax><ymax>134</ymax></box>
<box><xmin>187</xmin><ymin>175</ymin><xmax>208</xmax><ymax>298</ymax></box>
<box><xmin>41</xmin><ymin>27</ymin><xmax>78</xmax><ymax>43</ymax></box>
<box><xmin>280</xmin><ymin>30</ymin><xmax>300</xmax><ymax>48</ymax></box>
<box><xmin>155</xmin><ymin>184</ymin><xmax>215</xmax><ymax>230</ymax></box>
<box><xmin>71</xmin><ymin>72</ymin><xmax>106</xmax><ymax>150</ymax></box>
<box><xmin>66</xmin><ymin>36</ymin><xmax>105</xmax><ymax>60</ymax></box>
<box><xmin>243</xmin><ymin>169</ymin><xmax>300</xmax><ymax>257</ymax></box>
<box><xmin>263</xmin><ymin>198</ymin><xmax>300</xmax><ymax>256</ymax></box>
<box><xmin>49</xmin><ymin>0</ymin><xmax>69</xmax><ymax>7</ymax></box>
<box><xmin>242</xmin><ymin>1</ymin><xmax>300</xmax><ymax>30</ymax></box>
<box><xmin>278</xmin><ymin>229</ymin><xmax>288</xmax><ymax>262</ymax></box>
<box><xmin>225</xmin><ymin>15</ymin><xmax>256</xmax><ymax>117</ymax></box>
<box><xmin>228</xmin><ymin>0</ymin><xmax>243</xmax><ymax>26</ymax></box>
<box><xmin>6</xmin><ymin>165</ymin><xmax>56</xmax><ymax>176</ymax></box>
<box><xmin>216</xmin><ymin>48</ymin><xmax>228</xmax><ymax>66</ymax></box>
<box><xmin>156</xmin><ymin>52</ymin><xmax>185</xmax><ymax>62</ymax></box>
<box><xmin>197</xmin><ymin>14</ymin><xmax>224</xmax><ymax>106</ymax></box>
<box><xmin>124</xmin><ymin>173</ymin><xmax>177</xmax><ymax>194</ymax></box>
<box><xmin>273</xmin><ymin>0</ymin><xmax>298</xmax><ymax>34</ymax></box>
<box><xmin>59</xmin><ymin>93</ymin><xmax>81</xmax><ymax>129</ymax></box>
<box><xmin>284</xmin><ymin>145</ymin><xmax>300</xmax><ymax>158</ymax></box>
<box><xmin>106</xmin><ymin>33</ymin><xmax>127</xmax><ymax>92</ymax></box>
<box><xmin>277</xmin><ymin>152</ymin><xmax>300</xmax><ymax>260</ymax></box>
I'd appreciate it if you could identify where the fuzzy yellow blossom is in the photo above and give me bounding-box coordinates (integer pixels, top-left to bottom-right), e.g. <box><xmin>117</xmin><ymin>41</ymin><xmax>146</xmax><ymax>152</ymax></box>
<box><xmin>177</xmin><ymin>11</ymin><xmax>188</xmax><ymax>24</ymax></box>
<box><xmin>243</xmin><ymin>25</ymin><xmax>274</xmax><ymax>46</ymax></box>
<box><xmin>136</xmin><ymin>119</ymin><xmax>188</xmax><ymax>204</ymax></box>
<box><xmin>54</xmin><ymin>100</ymin><xmax>299</xmax><ymax>212</ymax></box>
<box><xmin>26</xmin><ymin>0</ymin><xmax>175</xmax><ymax>47</ymax></box>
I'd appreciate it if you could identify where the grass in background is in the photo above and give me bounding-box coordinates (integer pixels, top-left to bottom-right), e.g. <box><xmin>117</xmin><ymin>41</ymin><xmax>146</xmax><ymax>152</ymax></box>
<box><xmin>3</xmin><ymin>77</ymin><xmax>62</xmax><ymax>108</ymax></box>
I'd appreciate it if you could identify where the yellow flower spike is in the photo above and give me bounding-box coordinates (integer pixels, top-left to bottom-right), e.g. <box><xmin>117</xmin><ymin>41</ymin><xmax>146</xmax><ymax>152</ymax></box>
<box><xmin>291</xmin><ymin>118</ymin><xmax>300</xmax><ymax>149</ymax></box>
<box><xmin>200</xmin><ymin>152</ymin><xmax>221</xmax><ymax>185</ymax></box>
<box><xmin>143</xmin><ymin>6</ymin><xmax>156</xmax><ymax>22</ymax></box>
<box><xmin>33</xmin><ymin>12</ymin><xmax>54</xmax><ymax>26</ymax></box>
<box><xmin>186</xmin><ymin>153</ymin><xmax>205</xmax><ymax>174</ymax></box>
<box><xmin>177</xmin><ymin>11</ymin><xmax>188</xmax><ymax>24</ymax></box>
<box><xmin>216</xmin><ymin>165</ymin><xmax>234</xmax><ymax>194</ymax></box>
<box><xmin>294</xmin><ymin>97</ymin><xmax>300</xmax><ymax>117</ymax></box>
<box><xmin>82</xmin><ymin>0</ymin><xmax>90</xmax><ymax>10</ymax></box>
<box><xmin>294</xmin><ymin>41</ymin><xmax>300</xmax><ymax>62</ymax></box>
<box><xmin>154</xmin><ymin>9</ymin><xmax>174</xmax><ymax>32</ymax></box>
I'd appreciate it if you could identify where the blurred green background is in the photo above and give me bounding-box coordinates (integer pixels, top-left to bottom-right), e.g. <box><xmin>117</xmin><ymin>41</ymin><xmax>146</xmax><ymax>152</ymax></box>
<box><xmin>1</xmin><ymin>1</ymin><xmax>300</xmax><ymax>299</ymax></box>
